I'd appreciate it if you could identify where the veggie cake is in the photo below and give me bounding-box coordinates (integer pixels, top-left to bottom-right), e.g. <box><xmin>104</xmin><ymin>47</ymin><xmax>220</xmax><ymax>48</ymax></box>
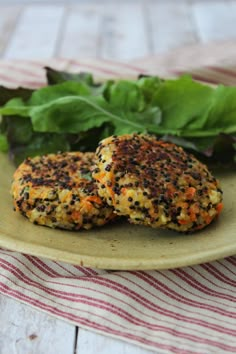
<box><xmin>11</xmin><ymin>152</ymin><xmax>115</xmax><ymax>230</ymax></box>
<box><xmin>92</xmin><ymin>134</ymin><xmax>223</xmax><ymax>232</ymax></box>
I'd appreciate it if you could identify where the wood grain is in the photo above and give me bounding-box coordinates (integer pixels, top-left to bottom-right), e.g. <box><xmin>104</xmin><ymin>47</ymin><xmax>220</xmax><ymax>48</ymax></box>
<box><xmin>1</xmin><ymin>1</ymin><xmax>236</xmax><ymax>60</ymax></box>
<box><xmin>147</xmin><ymin>0</ymin><xmax>197</xmax><ymax>53</ymax></box>
<box><xmin>0</xmin><ymin>295</ymin><xmax>75</xmax><ymax>354</ymax></box>
<box><xmin>59</xmin><ymin>3</ymin><xmax>149</xmax><ymax>61</ymax></box>
<box><xmin>59</xmin><ymin>5</ymin><xmax>101</xmax><ymax>58</ymax></box>
<box><xmin>4</xmin><ymin>5</ymin><xmax>65</xmax><ymax>59</ymax></box>
<box><xmin>0</xmin><ymin>6</ymin><xmax>22</xmax><ymax>55</ymax></box>
<box><xmin>192</xmin><ymin>0</ymin><xmax>236</xmax><ymax>42</ymax></box>
<box><xmin>98</xmin><ymin>3</ymin><xmax>149</xmax><ymax>61</ymax></box>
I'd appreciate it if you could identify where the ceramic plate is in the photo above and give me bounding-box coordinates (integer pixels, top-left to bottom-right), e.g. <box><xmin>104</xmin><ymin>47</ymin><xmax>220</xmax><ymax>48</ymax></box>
<box><xmin>0</xmin><ymin>152</ymin><xmax>235</xmax><ymax>270</ymax></box>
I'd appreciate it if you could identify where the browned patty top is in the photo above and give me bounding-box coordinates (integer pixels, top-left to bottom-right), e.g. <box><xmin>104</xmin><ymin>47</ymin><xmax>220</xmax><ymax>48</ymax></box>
<box><xmin>93</xmin><ymin>134</ymin><xmax>223</xmax><ymax>231</ymax></box>
<box><xmin>19</xmin><ymin>152</ymin><xmax>95</xmax><ymax>192</ymax></box>
<box><xmin>95</xmin><ymin>134</ymin><xmax>219</xmax><ymax>198</ymax></box>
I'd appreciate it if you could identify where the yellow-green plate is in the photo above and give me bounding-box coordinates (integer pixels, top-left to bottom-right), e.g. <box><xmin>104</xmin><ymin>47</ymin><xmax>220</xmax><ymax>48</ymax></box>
<box><xmin>0</xmin><ymin>152</ymin><xmax>235</xmax><ymax>270</ymax></box>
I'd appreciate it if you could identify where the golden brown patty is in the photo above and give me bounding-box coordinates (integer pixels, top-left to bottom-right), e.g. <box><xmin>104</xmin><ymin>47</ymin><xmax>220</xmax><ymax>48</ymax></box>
<box><xmin>92</xmin><ymin>134</ymin><xmax>223</xmax><ymax>232</ymax></box>
<box><xmin>11</xmin><ymin>152</ymin><xmax>115</xmax><ymax>230</ymax></box>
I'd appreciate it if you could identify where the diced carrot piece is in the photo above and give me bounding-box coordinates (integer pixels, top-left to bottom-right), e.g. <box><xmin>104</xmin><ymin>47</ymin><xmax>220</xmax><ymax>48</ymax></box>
<box><xmin>121</xmin><ymin>188</ymin><xmax>127</xmax><ymax>195</ymax></box>
<box><xmin>85</xmin><ymin>196</ymin><xmax>102</xmax><ymax>205</ymax></box>
<box><xmin>72</xmin><ymin>211</ymin><xmax>81</xmax><ymax>219</ymax></box>
<box><xmin>178</xmin><ymin>219</ymin><xmax>189</xmax><ymax>225</ymax></box>
<box><xmin>96</xmin><ymin>172</ymin><xmax>106</xmax><ymax>178</ymax></box>
<box><xmin>189</xmin><ymin>211</ymin><xmax>197</xmax><ymax>222</ymax></box>
<box><xmin>186</xmin><ymin>187</ymin><xmax>196</xmax><ymax>199</ymax></box>
<box><xmin>216</xmin><ymin>202</ymin><xmax>223</xmax><ymax>215</ymax></box>
<box><xmin>204</xmin><ymin>214</ymin><xmax>212</xmax><ymax>225</ymax></box>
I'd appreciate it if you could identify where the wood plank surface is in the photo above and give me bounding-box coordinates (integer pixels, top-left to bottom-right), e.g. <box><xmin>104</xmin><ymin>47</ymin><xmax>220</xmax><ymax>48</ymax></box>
<box><xmin>1</xmin><ymin>1</ymin><xmax>236</xmax><ymax>61</ymax></box>
<box><xmin>4</xmin><ymin>5</ymin><xmax>65</xmax><ymax>59</ymax></box>
<box><xmin>147</xmin><ymin>1</ymin><xmax>197</xmax><ymax>53</ymax></box>
<box><xmin>59</xmin><ymin>5</ymin><xmax>100</xmax><ymax>58</ymax></box>
<box><xmin>0</xmin><ymin>6</ymin><xmax>22</xmax><ymax>56</ymax></box>
<box><xmin>192</xmin><ymin>0</ymin><xmax>236</xmax><ymax>42</ymax></box>
<box><xmin>59</xmin><ymin>3</ymin><xmax>149</xmax><ymax>61</ymax></box>
<box><xmin>0</xmin><ymin>294</ymin><xmax>75</xmax><ymax>354</ymax></box>
<box><xmin>98</xmin><ymin>3</ymin><xmax>149</xmax><ymax>61</ymax></box>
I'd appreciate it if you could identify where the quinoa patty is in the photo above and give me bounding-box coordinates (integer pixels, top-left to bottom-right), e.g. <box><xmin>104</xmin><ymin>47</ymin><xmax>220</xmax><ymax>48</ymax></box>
<box><xmin>11</xmin><ymin>152</ymin><xmax>115</xmax><ymax>230</ymax></box>
<box><xmin>92</xmin><ymin>134</ymin><xmax>223</xmax><ymax>232</ymax></box>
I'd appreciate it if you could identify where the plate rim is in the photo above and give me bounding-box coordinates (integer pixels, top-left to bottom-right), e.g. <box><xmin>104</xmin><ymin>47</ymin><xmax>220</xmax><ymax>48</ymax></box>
<box><xmin>0</xmin><ymin>225</ymin><xmax>236</xmax><ymax>270</ymax></box>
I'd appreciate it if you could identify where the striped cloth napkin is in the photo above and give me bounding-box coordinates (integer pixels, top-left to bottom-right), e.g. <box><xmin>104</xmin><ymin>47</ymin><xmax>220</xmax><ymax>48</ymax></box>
<box><xmin>0</xmin><ymin>59</ymin><xmax>235</xmax><ymax>354</ymax></box>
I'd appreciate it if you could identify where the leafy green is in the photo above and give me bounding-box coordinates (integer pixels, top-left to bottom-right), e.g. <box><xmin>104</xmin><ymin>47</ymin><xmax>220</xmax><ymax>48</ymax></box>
<box><xmin>137</xmin><ymin>76</ymin><xmax>163</xmax><ymax>103</ymax></box>
<box><xmin>0</xmin><ymin>86</ymin><xmax>33</xmax><ymax>106</ymax></box>
<box><xmin>0</xmin><ymin>68</ymin><xmax>236</xmax><ymax>166</ymax></box>
<box><xmin>2</xmin><ymin>116</ymin><xmax>33</xmax><ymax>144</ymax></box>
<box><xmin>0</xmin><ymin>92</ymin><xmax>161</xmax><ymax>135</ymax></box>
<box><xmin>45</xmin><ymin>67</ymin><xmax>95</xmax><ymax>86</ymax></box>
<box><xmin>10</xmin><ymin>133</ymin><xmax>71</xmax><ymax>166</ymax></box>
<box><xmin>150</xmin><ymin>75</ymin><xmax>236</xmax><ymax>136</ymax></box>
<box><xmin>0</xmin><ymin>134</ymin><xmax>8</xmax><ymax>152</ymax></box>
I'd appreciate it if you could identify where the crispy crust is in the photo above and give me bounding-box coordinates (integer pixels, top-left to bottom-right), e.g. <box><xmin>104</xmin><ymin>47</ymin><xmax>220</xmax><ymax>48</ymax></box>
<box><xmin>92</xmin><ymin>134</ymin><xmax>223</xmax><ymax>232</ymax></box>
<box><xmin>11</xmin><ymin>152</ymin><xmax>115</xmax><ymax>230</ymax></box>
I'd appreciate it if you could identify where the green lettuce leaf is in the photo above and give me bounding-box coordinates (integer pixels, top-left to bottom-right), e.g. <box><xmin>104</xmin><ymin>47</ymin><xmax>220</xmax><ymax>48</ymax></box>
<box><xmin>0</xmin><ymin>95</ymin><xmax>161</xmax><ymax>135</ymax></box>
<box><xmin>0</xmin><ymin>86</ymin><xmax>33</xmax><ymax>106</ymax></box>
<box><xmin>0</xmin><ymin>133</ymin><xmax>8</xmax><ymax>152</ymax></box>
<box><xmin>149</xmin><ymin>76</ymin><xmax>236</xmax><ymax>137</ymax></box>
<box><xmin>45</xmin><ymin>67</ymin><xmax>95</xmax><ymax>86</ymax></box>
<box><xmin>10</xmin><ymin>133</ymin><xmax>71</xmax><ymax>166</ymax></box>
<box><xmin>137</xmin><ymin>76</ymin><xmax>163</xmax><ymax>103</ymax></box>
<box><xmin>1</xmin><ymin>69</ymin><xmax>236</xmax><ymax>166</ymax></box>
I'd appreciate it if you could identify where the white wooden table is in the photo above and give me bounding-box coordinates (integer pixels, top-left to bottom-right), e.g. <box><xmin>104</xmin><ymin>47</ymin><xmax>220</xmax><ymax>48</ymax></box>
<box><xmin>0</xmin><ymin>1</ymin><xmax>236</xmax><ymax>353</ymax></box>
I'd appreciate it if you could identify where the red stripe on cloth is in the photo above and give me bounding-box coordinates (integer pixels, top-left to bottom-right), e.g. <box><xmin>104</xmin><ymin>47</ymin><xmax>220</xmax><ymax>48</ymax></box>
<box><xmin>171</xmin><ymin>269</ymin><xmax>236</xmax><ymax>302</ymax></box>
<box><xmin>0</xmin><ymin>271</ymin><xmax>235</xmax><ymax>352</ymax></box>
<box><xmin>206</xmin><ymin>65</ymin><xmax>236</xmax><ymax>79</ymax></box>
<box><xmin>226</xmin><ymin>257</ymin><xmax>236</xmax><ymax>267</ymax></box>
<box><xmin>23</xmin><ymin>60</ymin><xmax>51</xmax><ymax>67</ymax></box>
<box><xmin>189</xmin><ymin>266</ymin><xmax>235</xmax><ymax>293</ymax></box>
<box><xmin>151</xmin><ymin>269</ymin><xmax>233</xmax><ymax>308</ymax></box>
<box><xmin>79</xmin><ymin>273</ymin><xmax>236</xmax><ymax>334</ymax></box>
<box><xmin>71</xmin><ymin>284</ymin><xmax>216</xmax><ymax>337</ymax></box>
<box><xmin>118</xmin><ymin>273</ymin><xmax>235</xmax><ymax>327</ymax></box>
<box><xmin>0</xmin><ymin>259</ymin><xmax>209</xmax><ymax>333</ymax></box>
<box><xmin>73</xmin><ymin>264</ymin><xmax>99</xmax><ymax>276</ymax></box>
<box><xmin>133</xmin><ymin>271</ymin><xmax>236</xmax><ymax>316</ymax></box>
<box><xmin>201</xmin><ymin>264</ymin><xmax>236</xmax><ymax>287</ymax></box>
<box><xmin>25</xmin><ymin>255</ymin><xmax>61</xmax><ymax>277</ymax></box>
<box><xmin>0</xmin><ymin>252</ymin><xmax>60</xmax><ymax>283</ymax></box>
<box><xmin>216</xmin><ymin>260</ymin><xmax>236</xmax><ymax>277</ymax></box>
<box><xmin>0</xmin><ymin>272</ymin><xmax>149</xmax><ymax>335</ymax></box>
<box><xmin>0</xmin><ymin>64</ymin><xmax>43</xmax><ymax>79</ymax></box>
<box><xmin>0</xmin><ymin>250</ymin><xmax>98</xmax><ymax>282</ymax></box>
<box><xmin>0</xmin><ymin>255</ymin><xmax>220</xmax><ymax>337</ymax></box>
<box><xmin>1</xmin><ymin>257</ymin><xmax>235</xmax><ymax>341</ymax></box>
<box><xmin>67</xmin><ymin>59</ymin><xmax>127</xmax><ymax>77</ymax></box>
<box><xmin>0</xmin><ymin>283</ymin><xmax>202</xmax><ymax>354</ymax></box>
<box><xmin>1</xmin><ymin>252</ymin><xmax>233</xmax><ymax>334</ymax></box>
<box><xmin>2</xmin><ymin>251</ymin><xmax>223</xmax><ymax>333</ymax></box>
<box><xmin>0</xmin><ymin>272</ymin><xmax>196</xmax><ymax>348</ymax></box>
<box><xmin>0</xmin><ymin>73</ymin><xmax>44</xmax><ymax>87</ymax></box>
<box><xmin>170</xmin><ymin>70</ymin><xmax>221</xmax><ymax>85</ymax></box>
<box><xmin>0</xmin><ymin>271</ymin><xmax>199</xmax><ymax>349</ymax></box>
<box><xmin>52</xmin><ymin>261</ymin><xmax>80</xmax><ymax>277</ymax></box>
<box><xmin>98</xmin><ymin>58</ymin><xmax>149</xmax><ymax>74</ymax></box>
<box><xmin>0</xmin><ymin>251</ymin><xmax>98</xmax><ymax>288</ymax></box>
